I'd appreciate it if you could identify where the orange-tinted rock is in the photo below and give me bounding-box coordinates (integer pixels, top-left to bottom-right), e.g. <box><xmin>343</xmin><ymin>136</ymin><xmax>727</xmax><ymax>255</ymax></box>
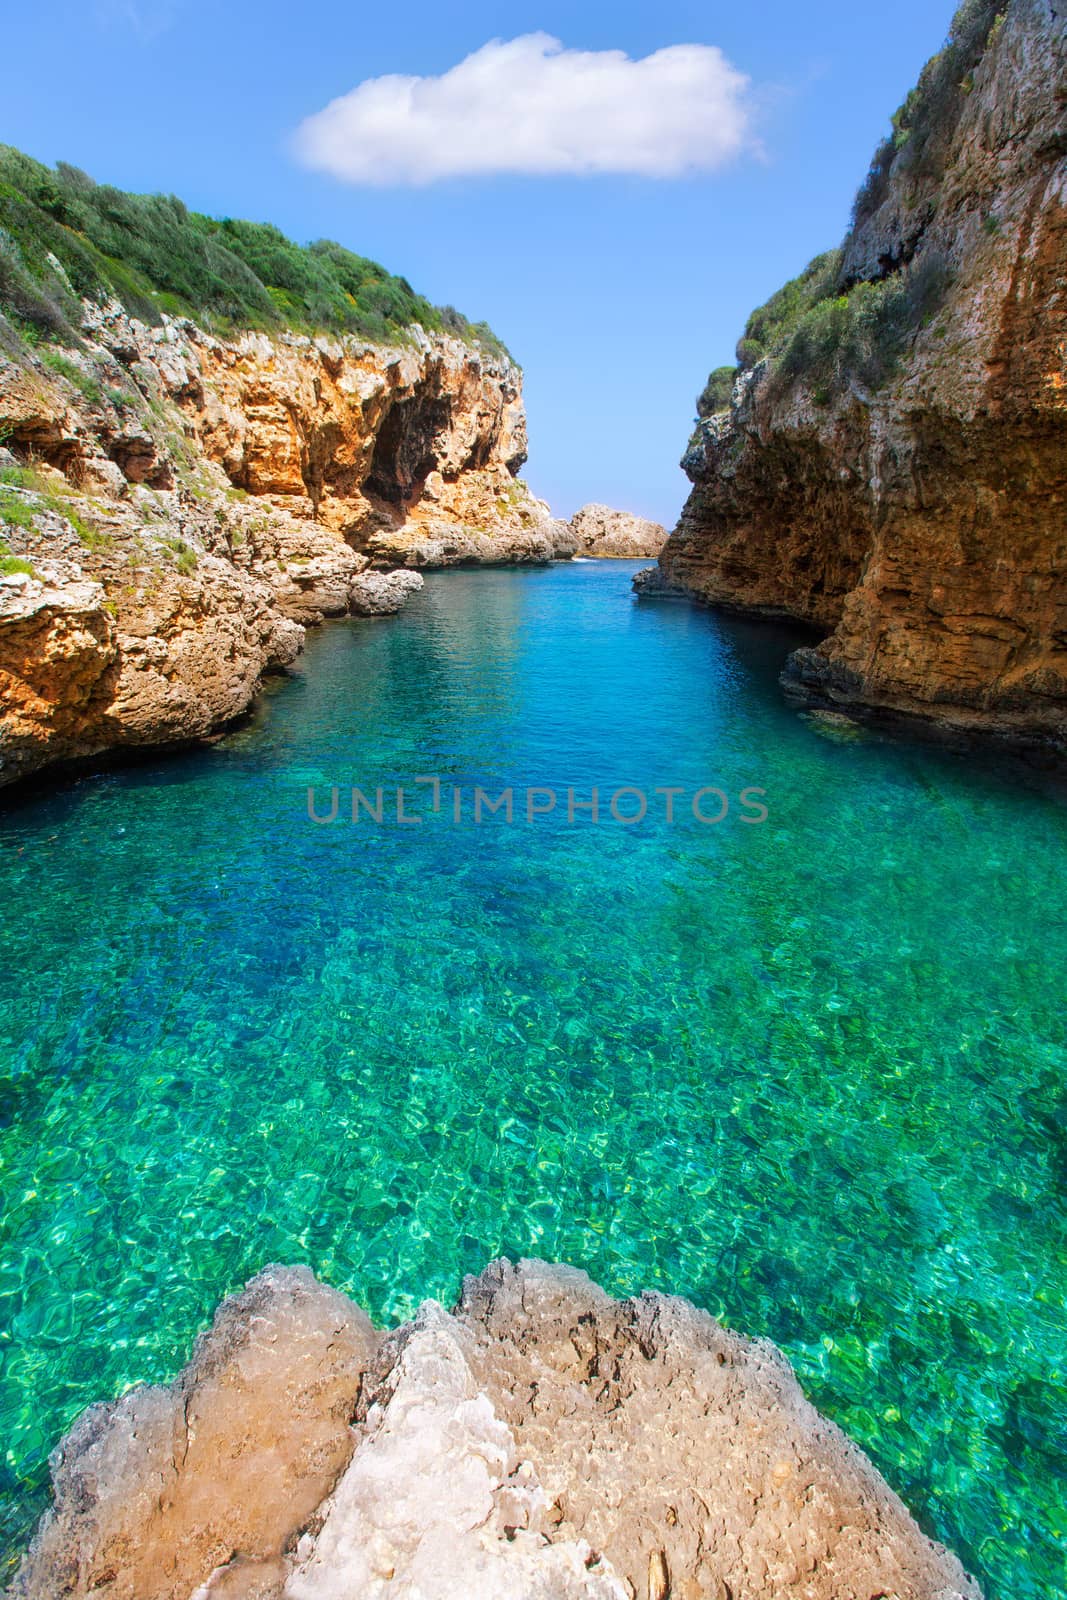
<box><xmin>0</xmin><ymin>310</ymin><xmax>554</xmax><ymax>787</ymax></box>
<box><xmin>12</xmin><ymin>1267</ymin><xmax>377</xmax><ymax>1600</ymax></box>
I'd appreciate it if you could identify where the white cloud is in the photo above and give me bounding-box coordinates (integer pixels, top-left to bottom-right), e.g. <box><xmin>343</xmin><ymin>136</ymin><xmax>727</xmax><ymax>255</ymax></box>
<box><xmin>293</xmin><ymin>34</ymin><xmax>752</xmax><ymax>186</ymax></box>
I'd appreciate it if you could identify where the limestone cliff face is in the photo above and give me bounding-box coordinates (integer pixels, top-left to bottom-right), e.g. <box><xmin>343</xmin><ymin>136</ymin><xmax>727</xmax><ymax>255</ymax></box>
<box><xmin>0</xmin><ymin>304</ymin><xmax>560</xmax><ymax>787</ymax></box>
<box><xmin>11</xmin><ymin>1259</ymin><xmax>981</xmax><ymax>1600</ymax></box>
<box><xmin>121</xmin><ymin>310</ymin><xmax>553</xmax><ymax>564</ymax></box>
<box><xmin>648</xmin><ymin>0</ymin><xmax>1067</xmax><ymax>753</ymax></box>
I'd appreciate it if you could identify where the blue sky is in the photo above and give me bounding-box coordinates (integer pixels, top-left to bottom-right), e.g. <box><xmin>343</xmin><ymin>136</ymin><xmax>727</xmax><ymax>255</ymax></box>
<box><xmin>4</xmin><ymin>0</ymin><xmax>955</xmax><ymax>524</ymax></box>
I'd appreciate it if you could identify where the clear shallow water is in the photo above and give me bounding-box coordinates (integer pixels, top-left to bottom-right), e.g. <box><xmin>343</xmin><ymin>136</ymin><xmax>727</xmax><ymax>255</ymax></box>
<box><xmin>0</xmin><ymin>561</ymin><xmax>1064</xmax><ymax>1596</ymax></box>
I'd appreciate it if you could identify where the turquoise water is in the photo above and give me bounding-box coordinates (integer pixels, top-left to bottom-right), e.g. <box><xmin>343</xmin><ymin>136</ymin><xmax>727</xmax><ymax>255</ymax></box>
<box><xmin>0</xmin><ymin>561</ymin><xmax>1064</xmax><ymax>1595</ymax></box>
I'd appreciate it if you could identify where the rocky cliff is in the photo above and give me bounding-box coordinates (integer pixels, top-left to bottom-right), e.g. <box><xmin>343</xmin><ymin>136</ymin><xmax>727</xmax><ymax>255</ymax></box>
<box><xmin>643</xmin><ymin>0</ymin><xmax>1067</xmax><ymax>754</ymax></box>
<box><xmin>9</xmin><ymin>1259</ymin><xmax>980</xmax><ymax>1600</ymax></box>
<box><xmin>0</xmin><ymin>303</ymin><xmax>563</xmax><ymax>788</ymax></box>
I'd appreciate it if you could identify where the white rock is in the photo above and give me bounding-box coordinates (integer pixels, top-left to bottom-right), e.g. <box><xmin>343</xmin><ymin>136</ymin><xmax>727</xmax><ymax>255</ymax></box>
<box><xmin>348</xmin><ymin>569</ymin><xmax>425</xmax><ymax>616</ymax></box>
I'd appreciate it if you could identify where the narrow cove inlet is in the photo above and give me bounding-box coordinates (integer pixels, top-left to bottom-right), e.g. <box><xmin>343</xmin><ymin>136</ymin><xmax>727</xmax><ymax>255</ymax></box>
<box><xmin>1</xmin><ymin>6</ymin><xmax>1066</xmax><ymax>1590</ymax></box>
<box><xmin>0</xmin><ymin>563</ymin><xmax>1064</xmax><ymax>1598</ymax></box>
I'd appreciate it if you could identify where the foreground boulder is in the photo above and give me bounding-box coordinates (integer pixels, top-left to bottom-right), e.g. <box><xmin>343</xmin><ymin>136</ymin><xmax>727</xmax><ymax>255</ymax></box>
<box><xmin>10</xmin><ymin>1267</ymin><xmax>377</xmax><ymax>1600</ymax></box>
<box><xmin>11</xmin><ymin>1259</ymin><xmax>981</xmax><ymax>1600</ymax></box>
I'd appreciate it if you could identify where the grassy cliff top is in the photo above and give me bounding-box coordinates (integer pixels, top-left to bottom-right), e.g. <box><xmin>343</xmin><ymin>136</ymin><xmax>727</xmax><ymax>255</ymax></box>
<box><xmin>0</xmin><ymin>146</ymin><xmax>509</xmax><ymax>358</ymax></box>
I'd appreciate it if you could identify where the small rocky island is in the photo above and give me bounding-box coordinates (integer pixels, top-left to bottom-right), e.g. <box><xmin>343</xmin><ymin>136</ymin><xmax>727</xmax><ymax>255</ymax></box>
<box><xmin>11</xmin><ymin>1260</ymin><xmax>980</xmax><ymax>1600</ymax></box>
<box><xmin>566</xmin><ymin>504</ymin><xmax>667</xmax><ymax>559</ymax></box>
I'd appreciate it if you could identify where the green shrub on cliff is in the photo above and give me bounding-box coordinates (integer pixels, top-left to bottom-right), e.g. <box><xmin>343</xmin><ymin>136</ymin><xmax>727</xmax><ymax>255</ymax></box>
<box><xmin>164</xmin><ymin>536</ymin><xmax>198</xmax><ymax>576</ymax></box>
<box><xmin>697</xmin><ymin>246</ymin><xmax>953</xmax><ymax>411</ymax></box>
<box><xmin>0</xmin><ymin>146</ymin><xmax>510</xmax><ymax>357</ymax></box>
<box><xmin>0</xmin><ymin>490</ymin><xmax>36</xmax><ymax>532</ymax></box>
<box><xmin>39</xmin><ymin>349</ymin><xmax>103</xmax><ymax>405</ymax></box>
<box><xmin>0</xmin><ymin>528</ymin><xmax>36</xmax><ymax>575</ymax></box>
<box><xmin>776</xmin><ymin>250</ymin><xmax>954</xmax><ymax>392</ymax></box>
<box><xmin>851</xmin><ymin>0</ymin><xmax>1006</xmax><ymax>228</ymax></box>
<box><xmin>0</xmin><ymin>465</ymin><xmax>109</xmax><ymax>547</ymax></box>
<box><xmin>0</xmin><ymin>223</ymin><xmax>79</xmax><ymax>342</ymax></box>
<box><xmin>696</xmin><ymin>367</ymin><xmax>736</xmax><ymax>417</ymax></box>
<box><xmin>736</xmin><ymin>252</ymin><xmax>843</xmax><ymax>370</ymax></box>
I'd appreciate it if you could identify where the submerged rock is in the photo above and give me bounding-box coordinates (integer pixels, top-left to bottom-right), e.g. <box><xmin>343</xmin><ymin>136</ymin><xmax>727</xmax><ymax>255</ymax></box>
<box><xmin>11</xmin><ymin>1259</ymin><xmax>982</xmax><ymax>1600</ymax></box>
<box><xmin>800</xmin><ymin>709</ymin><xmax>875</xmax><ymax>744</ymax></box>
